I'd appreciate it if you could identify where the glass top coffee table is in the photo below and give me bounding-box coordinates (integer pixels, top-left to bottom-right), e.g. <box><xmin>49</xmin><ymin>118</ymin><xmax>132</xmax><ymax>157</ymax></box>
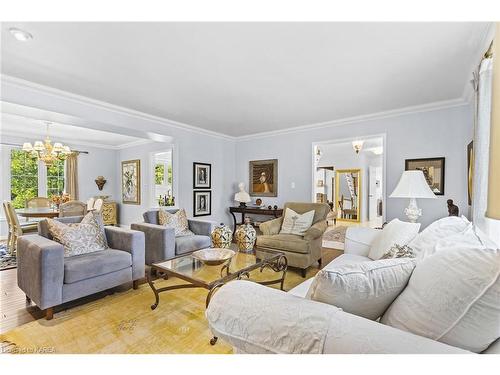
<box><xmin>146</xmin><ymin>247</ymin><xmax>287</xmax><ymax>312</ymax></box>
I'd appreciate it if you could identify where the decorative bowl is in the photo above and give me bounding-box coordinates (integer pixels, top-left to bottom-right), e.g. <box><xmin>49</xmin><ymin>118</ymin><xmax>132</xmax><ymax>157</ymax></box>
<box><xmin>192</xmin><ymin>248</ymin><xmax>236</xmax><ymax>266</ymax></box>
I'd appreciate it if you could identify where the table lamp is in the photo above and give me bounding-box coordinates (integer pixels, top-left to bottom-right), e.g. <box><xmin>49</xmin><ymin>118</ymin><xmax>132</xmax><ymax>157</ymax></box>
<box><xmin>390</xmin><ymin>170</ymin><xmax>437</xmax><ymax>222</ymax></box>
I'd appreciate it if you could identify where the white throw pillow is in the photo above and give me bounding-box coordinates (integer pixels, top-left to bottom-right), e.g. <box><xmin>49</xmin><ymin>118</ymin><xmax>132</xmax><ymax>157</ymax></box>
<box><xmin>280</xmin><ymin>208</ymin><xmax>315</xmax><ymax>236</ymax></box>
<box><xmin>368</xmin><ymin>219</ymin><xmax>420</xmax><ymax>260</ymax></box>
<box><xmin>381</xmin><ymin>231</ymin><xmax>500</xmax><ymax>353</ymax></box>
<box><xmin>408</xmin><ymin>215</ymin><xmax>470</xmax><ymax>259</ymax></box>
<box><xmin>158</xmin><ymin>208</ymin><xmax>194</xmax><ymax>237</ymax></box>
<box><xmin>306</xmin><ymin>258</ymin><xmax>417</xmax><ymax>320</ymax></box>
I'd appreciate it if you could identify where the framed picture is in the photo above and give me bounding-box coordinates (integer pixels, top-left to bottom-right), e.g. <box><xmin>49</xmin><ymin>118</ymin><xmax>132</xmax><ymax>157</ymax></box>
<box><xmin>122</xmin><ymin>159</ymin><xmax>141</xmax><ymax>204</ymax></box>
<box><xmin>193</xmin><ymin>190</ymin><xmax>211</xmax><ymax>217</ymax></box>
<box><xmin>467</xmin><ymin>141</ymin><xmax>474</xmax><ymax>205</ymax></box>
<box><xmin>193</xmin><ymin>162</ymin><xmax>211</xmax><ymax>189</ymax></box>
<box><xmin>405</xmin><ymin>157</ymin><xmax>445</xmax><ymax>195</ymax></box>
<box><xmin>249</xmin><ymin>159</ymin><xmax>278</xmax><ymax>197</ymax></box>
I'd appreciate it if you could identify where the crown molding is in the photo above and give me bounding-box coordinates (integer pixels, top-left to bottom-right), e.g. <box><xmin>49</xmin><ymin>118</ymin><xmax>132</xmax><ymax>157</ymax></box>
<box><xmin>1</xmin><ymin>75</ymin><xmax>236</xmax><ymax>141</ymax></box>
<box><xmin>236</xmin><ymin>97</ymin><xmax>468</xmax><ymax>141</ymax></box>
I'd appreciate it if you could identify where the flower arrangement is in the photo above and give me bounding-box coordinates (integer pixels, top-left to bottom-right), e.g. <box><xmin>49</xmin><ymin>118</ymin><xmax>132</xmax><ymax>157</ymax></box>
<box><xmin>51</xmin><ymin>193</ymin><xmax>71</xmax><ymax>207</ymax></box>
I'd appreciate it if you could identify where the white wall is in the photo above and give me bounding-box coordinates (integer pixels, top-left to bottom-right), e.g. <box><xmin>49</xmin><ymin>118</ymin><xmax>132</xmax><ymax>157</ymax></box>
<box><xmin>235</xmin><ymin>104</ymin><xmax>473</xmax><ymax>228</ymax></box>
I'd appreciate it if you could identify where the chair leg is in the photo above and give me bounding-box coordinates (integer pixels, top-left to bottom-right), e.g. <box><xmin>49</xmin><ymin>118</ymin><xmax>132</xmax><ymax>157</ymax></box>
<box><xmin>46</xmin><ymin>307</ymin><xmax>54</xmax><ymax>320</ymax></box>
<box><xmin>26</xmin><ymin>295</ymin><xmax>31</xmax><ymax>304</ymax></box>
<box><xmin>133</xmin><ymin>280</ymin><xmax>139</xmax><ymax>290</ymax></box>
<box><xmin>318</xmin><ymin>258</ymin><xmax>322</xmax><ymax>268</ymax></box>
<box><xmin>301</xmin><ymin>268</ymin><xmax>307</xmax><ymax>278</ymax></box>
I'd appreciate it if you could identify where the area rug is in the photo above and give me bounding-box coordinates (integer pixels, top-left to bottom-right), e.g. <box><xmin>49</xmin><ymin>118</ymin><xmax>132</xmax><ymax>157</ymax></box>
<box><xmin>322</xmin><ymin>226</ymin><xmax>348</xmax><ymax>250</ymax></box>
<box><xmin>0</xmin><ymin>242</ymin><xmax>17</xmax><ymax>271</ymax></box>
<box><xmin>0</xmin><ymin>251</ymin><xmax>340</xmax><ymax>354</ymax></box>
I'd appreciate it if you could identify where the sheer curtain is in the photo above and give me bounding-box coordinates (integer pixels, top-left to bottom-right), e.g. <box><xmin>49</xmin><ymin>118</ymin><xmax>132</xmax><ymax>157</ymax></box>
<box><xmin>65</xmin><ymin>153</ymin><xmax>79</xmax><ymax>200</ymax></box>
<box><xmin>473</xmin><ymin>57</ymin><xmax>500</xmax><ymax>246</ymax></box>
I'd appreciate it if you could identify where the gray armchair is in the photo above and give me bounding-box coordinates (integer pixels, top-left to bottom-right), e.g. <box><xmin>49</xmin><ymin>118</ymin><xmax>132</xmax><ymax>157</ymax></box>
<box><xmin>257</xmin><ymin>202</ymin><xmax>330</xmax><ymax>277</ymax></box>
<box><xmin>131</xmin><ymin>209</ymin><xmax>215</xmax><ymax>265</ymax></box>
<box><xmin>17</xmin><ymin>216</ymin><xmax>145</xmax><ymax>320</ymax></box>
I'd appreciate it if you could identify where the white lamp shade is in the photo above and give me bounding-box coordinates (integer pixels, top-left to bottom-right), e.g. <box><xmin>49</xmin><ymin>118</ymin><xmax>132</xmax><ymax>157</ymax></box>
<box><xmin>390</xmin><ymin>170</ymin><xmax>437</xmax><ymax>199</ymax></box>
<box><xmin>22</xmin><ymin>142</ymin><xmax>33</xmax><ymax>151</ymax></box>
<box><xmin>52</xmin><ymin>142</ymin><xmax>63</xmax><ymax>152</ymax></box>
<box><xmin>33</xmin><ymin>141</ymin><xmax>44</xmax><ymax>151</ymax></box>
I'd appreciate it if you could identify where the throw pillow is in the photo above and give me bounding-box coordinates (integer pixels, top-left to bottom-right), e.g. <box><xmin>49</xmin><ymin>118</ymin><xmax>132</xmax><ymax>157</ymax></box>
<box><xmin>280</xmin><ymin>208</ymin><xmax>315</xmax><ymax>236</ymax></box>
<box><xmin>381</xmin><ymin>232</ymin><xmax>500</xmax><ymax>353</ymax></box>
<box><xmin>407</xmin><ymin>215</ymin><xmax>470</xmax><ymax>259</ymax></box>
<box><xmin>47</xmin><ymin>212</ymin><xmax>108</xmax><ymax>257</ymax></box>
<box><xmin>380</xmin><ymin>244</ymin><xmax>416</xmax><ymax>259</ymax></box>
<box><xmin>306</xmin><ymin>258</ymin><xmax>417</xmax><ymax>320</ymax></box>
<box><xmin>368</xmin><ymin>219</ymin><xmax>420</xmax><ymax>260</ymax></box>
<box><xmin>158</xmin><ymin>208</ymin><xmax>194</xmax><ymax>236</ymax></box>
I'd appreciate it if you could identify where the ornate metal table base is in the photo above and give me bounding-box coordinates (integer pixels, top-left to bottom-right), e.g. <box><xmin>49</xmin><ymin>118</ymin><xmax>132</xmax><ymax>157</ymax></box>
<box><xmin>146</xmin><ymin>254</ymin><xmax>288</xmax><ymax>345</ymax></box>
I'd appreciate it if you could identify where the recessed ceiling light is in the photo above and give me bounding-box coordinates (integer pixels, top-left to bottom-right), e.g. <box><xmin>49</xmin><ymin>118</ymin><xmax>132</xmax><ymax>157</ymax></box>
<box><xmin>9</xmin><ymin>27</ymin><xmax>33</xmax><ymax>42</ymax></box>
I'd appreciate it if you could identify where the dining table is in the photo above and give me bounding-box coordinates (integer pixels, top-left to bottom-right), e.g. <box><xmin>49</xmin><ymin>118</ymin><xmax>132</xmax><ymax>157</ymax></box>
<box><xmin>16</xmin><ymin>207</ymin><xmax>60</xmax><ymax>219</ymax></box>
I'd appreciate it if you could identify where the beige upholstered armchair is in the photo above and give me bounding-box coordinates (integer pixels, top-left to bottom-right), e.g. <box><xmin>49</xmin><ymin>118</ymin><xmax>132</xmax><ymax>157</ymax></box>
<box><xmin>257</xmin><ymin>202</ymin><xmax>330</xmax><ymax>277</ymax></box>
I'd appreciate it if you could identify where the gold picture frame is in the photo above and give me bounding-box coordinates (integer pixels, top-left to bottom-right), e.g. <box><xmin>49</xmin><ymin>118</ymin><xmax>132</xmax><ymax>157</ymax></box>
<box><xmin>121</xmin><ymin>159</ymin><xmax>141</xmax><ymax>205</ymax></box>
<box><xmin>335</xmin><ymin>168</ymin><xmax>361</xmax><ymax>222</ymax></box>
<box><xmin>249</xmin><ymin>159</ymin><xmax>278</xmax><ymax>197</ymax></box>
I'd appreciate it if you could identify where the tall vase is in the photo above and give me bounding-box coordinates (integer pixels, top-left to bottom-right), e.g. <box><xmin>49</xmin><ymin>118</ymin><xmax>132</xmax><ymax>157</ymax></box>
<box><xmin>211</xmin><ymin>223</ymin><xmax>233</xmax><ymax>249</ymax></box>
<box><xmin>235</xmin><ymin>218</ymin><xmax>257</xmax><ymax>252</ymax></box>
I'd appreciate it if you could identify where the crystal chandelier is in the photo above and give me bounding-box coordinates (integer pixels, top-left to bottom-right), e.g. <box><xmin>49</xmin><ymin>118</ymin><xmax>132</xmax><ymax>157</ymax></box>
<box><xmin>22</xmin><ymin>122</ymin><xmax>73</xmax><ymax>165</ymax></box>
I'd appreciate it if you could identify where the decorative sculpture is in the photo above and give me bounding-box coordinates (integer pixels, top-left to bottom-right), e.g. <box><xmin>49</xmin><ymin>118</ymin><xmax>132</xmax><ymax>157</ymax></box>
<box><xmin>234</xmin><ymin>182</ymin><xmax>251</xmax><ymax>207</ymax></box>
<box><xmin>235</xmin><ymin>218</ymin><xmax>257</xmax><ymax>252</ymax></box>
<box><xmin>211</xmin><ymin>223</ymin><xmax>233</xmax><ymax>249</ymax></box>
<box><xmin>95</xmin><ymin>176</ymin><xmax>107</xmax><ymax>191</ymax></box>
<box><xmin>447</xmin><ymin>199</ymin><xmax>459</xmax><ymax>216</ymax></box>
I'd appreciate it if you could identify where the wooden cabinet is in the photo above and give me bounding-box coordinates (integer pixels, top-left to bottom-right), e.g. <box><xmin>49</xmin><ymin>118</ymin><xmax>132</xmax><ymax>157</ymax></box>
<box><xmin>101</xmin><ymin>201</ymin><xmax>118</xmax><ymax>226</ymax></box>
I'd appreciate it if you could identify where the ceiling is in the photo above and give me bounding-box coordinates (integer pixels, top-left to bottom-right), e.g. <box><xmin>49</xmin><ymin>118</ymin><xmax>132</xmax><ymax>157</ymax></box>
<box><xmin>0</xmin><ymin>22</ymin><xmax>491</xmax><ymax>137</ymax></box>
<box><xmin>0</xmin><ymin>113</ymin><xmax>148</xmax><ymax>149</ymax></box>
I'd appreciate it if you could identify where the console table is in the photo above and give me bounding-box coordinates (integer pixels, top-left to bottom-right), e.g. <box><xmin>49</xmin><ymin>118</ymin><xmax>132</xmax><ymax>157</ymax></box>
<box><xmin>229</xmin><ymin>206</ymin><xmax>283</xmax><ymax>235</ymax></box>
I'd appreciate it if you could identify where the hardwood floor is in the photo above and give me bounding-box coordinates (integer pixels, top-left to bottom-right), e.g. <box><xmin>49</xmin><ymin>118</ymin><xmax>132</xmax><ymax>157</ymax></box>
<box><xmin>0</xmin><ymin>247</ymin><xmax>342</xmax><ymax>335</ymax></box>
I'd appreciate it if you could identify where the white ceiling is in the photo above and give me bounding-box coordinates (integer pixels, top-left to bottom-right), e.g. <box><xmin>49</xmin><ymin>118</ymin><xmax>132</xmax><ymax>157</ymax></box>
<box><xmin>0</xmin><ymin>22</ymin><xmax>491</xmax><ymax>137</ymax></box>
<box><xmin>0</xmin><ymin>113</ymin><xmax>147</xmax><ymax>149</ymax></box>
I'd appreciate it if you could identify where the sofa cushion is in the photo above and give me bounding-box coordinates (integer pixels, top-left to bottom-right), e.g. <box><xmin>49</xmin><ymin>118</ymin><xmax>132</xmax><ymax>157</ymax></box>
<box><xmin>288</xmin><ymin>253</ymin><xmax>372</xmax><ymax>298</ymax></box>
<box><xmin>280</xmin><ymin>208</ymin><xmax>315</xmax><ymax>236</ymax></box>
<box><xmin>408</xmin><ymin>215</ymin><xmax>470</xmax><ymax>259</ymax></box>
<box><xmin>257</xmin><ymin>234</ymin><xmax>310</xmax><ymax>254</ymax></box>
<box><xmin>306</xmin><ymin>258</ymin><xmax>417</xmax><ymax>320</ymax></box>
<box><xmin>64</xmin><ymin>249</ymin><xmax>132</xmax><ymax>284</ymax></box>
<box><xmin>381</xmin><ymin>226</ymin><xmax>500</xmax><ymax>353</ymax></box>
<box><xmin>368</xmin><ymin>219</ymin><xmax>420</xmax><ymax>260</ymax></box>
<box><xmin>175</xmin><ymin>235</ymin><xmax>211</xmax><ymax>255</ymax></box>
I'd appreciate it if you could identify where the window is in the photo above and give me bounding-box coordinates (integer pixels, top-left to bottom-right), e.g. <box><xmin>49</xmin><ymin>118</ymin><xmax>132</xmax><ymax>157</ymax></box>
<box><xmin>46</xmin><ymin>159</ymin><xmax>65</xmax><ymax>198</ymax></box>
<box><xmin>10</xmin><ymin>149</ymin><xmax>39</xmax><ymax>208</ymax></box>
<box><xmin>10</xmin><ymin>149</ymin><xmax>66</xmax><ymax>208</ymax></box>
<box><xmin>152</xmin><ymin>150</ymin><xmax>173</xmax><ymax>206</ymax></box>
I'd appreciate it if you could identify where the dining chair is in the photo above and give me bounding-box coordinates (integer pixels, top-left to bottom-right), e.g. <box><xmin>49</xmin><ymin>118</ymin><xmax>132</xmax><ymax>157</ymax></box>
<box><xmin>86</xmin><ymin>197</ymin><xmax>95</xmax><ymax>211</ymax></box>
<box><xmin>4</xmin><ymin>201</ymin><xmax>37</xmax><ymax>255</ymax></box>
<box><xmin>93</xmin><ymin>198</ymin><xmax>104</xmax><ymax>213</ymax></box>
<box><xmin>26</xmin><ymin>197</ymin><xmax>51</xmax><ymax>208</ymax></box>
<box><xmin>59</xmin><ymin>200</ymin><xmax>87</xmax><ymax>217</ymax></box>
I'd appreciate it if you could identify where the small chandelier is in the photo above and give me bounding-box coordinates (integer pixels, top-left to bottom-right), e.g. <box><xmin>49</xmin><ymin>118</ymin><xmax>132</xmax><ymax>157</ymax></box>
<box><xmin>352</xmin><ymin>140</ymin><xmax>364</xmax><ymax>154</ymax></box>
<box><xmin>22</xmin><ymin>122</ymin><xmax>72</xmax><ymax>165</ymax></box>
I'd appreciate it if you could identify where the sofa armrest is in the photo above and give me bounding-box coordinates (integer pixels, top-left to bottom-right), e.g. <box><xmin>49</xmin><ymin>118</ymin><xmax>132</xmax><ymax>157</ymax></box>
<box><xmin>17</xmin><ymin>235</ymin><xmax>64</xmax><ymax>310</ymax></box>
<box><xmin>304</xmin><ymin>220</ymin><xmax>327</xmax><ymax>241</ymax></box>
<box><xmin>130</xmin><ymin>222</ymin><xmax>175</xmax><ymax>265</ymax></box>
<box><xmin>259</xmin><ymin>217</ymin><xmax>283</xmax><ymax>235</ymax></box>
<box><xmin>188</xmin><ymin>219</ymin><xmax>216</xmax><ymax>236</ymax></box>
<box><xmin>344</xmin><ymin>227</ymin><xmax>381</xmax><ymax>257</ymax></box>
<box><xmin>206</xmin><ymin>281</ymin><xmax>469</xmax><ymax>354</ymax></box>
<box><xmin>105</xmin><ymin>226</ymin><xmax>145</xmax><ymax>279</ymax></box>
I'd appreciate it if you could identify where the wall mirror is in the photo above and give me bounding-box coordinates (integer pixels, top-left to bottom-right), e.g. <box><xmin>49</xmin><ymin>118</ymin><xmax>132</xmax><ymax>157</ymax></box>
<box><xmin>335</xmin><ymin>168</ymin><xmax>361</xmax><ymax>222</ymax></box>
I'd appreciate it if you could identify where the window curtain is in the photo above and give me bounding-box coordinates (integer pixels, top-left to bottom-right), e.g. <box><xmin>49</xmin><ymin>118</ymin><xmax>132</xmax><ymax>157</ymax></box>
<box><xmin>65</xmin><ymin>153</ymin><xmax>79</xmax><ymax>200</ymax></box>
<box><xmin>472</xmin><ymin>53</ymin><xmax>500</xmax><ymax>246</ymax></box>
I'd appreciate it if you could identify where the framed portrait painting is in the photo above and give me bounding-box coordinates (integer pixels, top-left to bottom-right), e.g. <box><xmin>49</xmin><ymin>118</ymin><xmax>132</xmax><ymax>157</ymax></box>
<box><xmin>249</xmin><ymin>159</ymin><xmax>278</xmax><ymax>197</ymax></box>
<box><xmin>122</xmin><ymin>159</ymin><xmax>141</xmax><ymax>204</ymax></box>
<box><xmin>405</xmin><ymin>157</ymin><xmax>445</xmax><ymax>195</ymax></box>
<box><xmin>193</xmin><ymin>162</ymin><xmax>211</xmax><ymax>189</ymax></box>
<box><xmin>193</xmin><ymin>190</ymin><xmax>211</xmax><ymax>217</ymax></box>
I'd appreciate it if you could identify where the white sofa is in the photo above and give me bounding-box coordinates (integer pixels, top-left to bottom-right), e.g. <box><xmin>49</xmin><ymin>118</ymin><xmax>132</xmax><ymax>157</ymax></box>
<box><xmin>206</xmin><ymin>226</ymin><xmax>500</xmax><ymax>354</ymax></box>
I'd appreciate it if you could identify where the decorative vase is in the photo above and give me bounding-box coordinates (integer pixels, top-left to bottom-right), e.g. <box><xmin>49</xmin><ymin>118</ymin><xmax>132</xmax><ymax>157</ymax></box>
<box><xmin>235</xmin><ymin>218</ymin><xmax>257</xmax><ymax>252</ymax></box>
<box><xmin>211</xmin><ymin>223</ymin><xmax>233</xmax><ymax>249</ymax></box>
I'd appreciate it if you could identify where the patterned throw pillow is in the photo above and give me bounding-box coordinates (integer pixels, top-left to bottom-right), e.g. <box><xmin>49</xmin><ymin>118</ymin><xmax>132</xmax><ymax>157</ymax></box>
<box><xmin>47</xmin><ymin>212</ymin><xmax>108</xmax><ymax>257</ymax></box>
<box><xmin>158</xmin><ymin>208</ymin><xmax>194</xmax><ymax>237</ymax></box>
<box><xmin>280</xmin><ymin>208</ymin><xmax>315</xmax><ymax>236</ymax></box>
<box><xmin>380</xmin><ymin>244</ymin><xmax>416</xmax><ymax>259</ymax></box>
